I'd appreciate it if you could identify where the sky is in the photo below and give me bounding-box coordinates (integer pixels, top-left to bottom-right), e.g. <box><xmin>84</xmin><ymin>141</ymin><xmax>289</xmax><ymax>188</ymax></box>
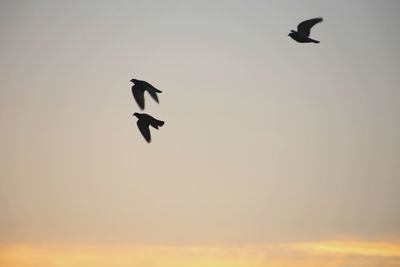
<box><xmin>0</xmin><ymin>0</ymin><xmax>400</xmax><ymax>266</ymax></box>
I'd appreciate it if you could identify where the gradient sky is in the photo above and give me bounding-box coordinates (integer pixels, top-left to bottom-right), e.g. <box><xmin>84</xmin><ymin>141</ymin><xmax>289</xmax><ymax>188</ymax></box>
<box><xmin>1</xmin><ymin>0</ymin><xmax>400</xmax><ymax>266</ymax></box>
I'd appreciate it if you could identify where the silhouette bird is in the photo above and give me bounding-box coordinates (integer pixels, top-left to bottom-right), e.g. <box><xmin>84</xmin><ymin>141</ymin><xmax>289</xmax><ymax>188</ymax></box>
<box><xmin>133</xmin><ymin>113</ymin><xmax>164</xmax><ymax>143</ymax></box>
<box><xmin>288</xmin><ymin>17</ymin><xmax>323</xmax><ymax>43</ymax></box>
<box><xmin>131</xmin><ymin>78</ymin><xmax>162</xmax><ymax>110</ymax></box>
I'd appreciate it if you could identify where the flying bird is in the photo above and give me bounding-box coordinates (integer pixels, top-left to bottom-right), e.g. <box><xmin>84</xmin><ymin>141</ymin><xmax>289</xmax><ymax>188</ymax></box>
<box><xmin>288</xmin><ymin>17</ymin><xmax>323</xmax><ymax>43</ymax></box>
<box><xmin>133</xmin><ymin>112</ymin><xmax>164</xmax><ymax>143</ymax></box>
<box><xmin>131</xmin><ymin>78</ymin><xmax>162</xmax><ymax>110</ymax></box>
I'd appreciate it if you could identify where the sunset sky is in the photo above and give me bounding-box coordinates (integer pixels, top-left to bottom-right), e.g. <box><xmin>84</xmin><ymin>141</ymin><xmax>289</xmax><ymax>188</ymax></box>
<box><xmin>1</xmin><ymin>0</ymin><xmax>399</xmax><ymax>266</ymax></box>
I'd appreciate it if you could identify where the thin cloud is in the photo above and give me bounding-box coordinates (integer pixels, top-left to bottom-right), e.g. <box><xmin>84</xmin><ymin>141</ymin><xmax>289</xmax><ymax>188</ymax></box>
<box><xmin>288</xmin><ymin>240</ymin><xmax>400</xmax><ymax>257</ymax></box>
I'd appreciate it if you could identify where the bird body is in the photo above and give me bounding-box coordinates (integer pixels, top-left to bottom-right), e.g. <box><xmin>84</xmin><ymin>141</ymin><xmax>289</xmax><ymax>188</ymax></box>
<box><xmin>133</xmin><ymin>112</ymin><xmax>164</xmax><ymax>143</ymax></box>
<box><xmin>289</xmin><ymin>17</ymin><xmax>323</xmax><ymax>43</ymax></box>
<box><xmin>131</xmin><ymin>78</ymin><xmax>162</xmax><ymax>110</ymax></box>
<box><xmin>289</xmin><ymin>30</ymin><xmax>319</xmax><ymax>43</ymax></box>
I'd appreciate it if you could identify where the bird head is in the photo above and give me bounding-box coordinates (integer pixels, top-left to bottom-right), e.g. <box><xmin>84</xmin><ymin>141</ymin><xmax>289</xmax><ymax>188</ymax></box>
<box><xmin>133</xmin><ymin>112</ymin><xmax>139</xmax><ymax>118</ymax></box>
<box><xmin>130</xmin><ymin>78</ymin><xmax>137</xmax><ymax>83</ymax></box>
<box><xmin>288</xmin><ymin>30</ymin><xmax>296</xmax><ymax>37</ymax></box>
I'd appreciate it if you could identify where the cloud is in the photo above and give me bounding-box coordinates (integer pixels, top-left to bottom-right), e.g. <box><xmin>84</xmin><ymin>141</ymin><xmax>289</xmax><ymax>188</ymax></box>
<box><xmin>0</xmin><ymin>240</ymin><xmax>399</xmax><ymax>267</ymax></box>
<box><xmin>288</xmin><ymin>240</ymin><xmax>400</xmax><ymax>257</ymax></box>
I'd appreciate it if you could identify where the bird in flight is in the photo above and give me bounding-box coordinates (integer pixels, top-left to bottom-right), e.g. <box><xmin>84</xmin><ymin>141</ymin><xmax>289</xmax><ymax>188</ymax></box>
<box><xmin>288</xmin><ymin>17</ymin><xmax>323</xmax><ymax>43</ymax></box>
<box><xmin>131</xmin><ymin>78</ymin><xmax>162</xmax><ymax>110</ymax></box>
<box><xmin>133</xmin><ymin>112</ymin><xmax>164</xmax><ymax>143</ymax></box>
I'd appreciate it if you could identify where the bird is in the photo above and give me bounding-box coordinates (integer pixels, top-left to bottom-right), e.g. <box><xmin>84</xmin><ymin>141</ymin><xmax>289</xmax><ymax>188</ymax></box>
<box><xmin>133</xmin><ymin>112</ymin><xmax>164</xmax><ymax>143</ymax></box>
<box><xmin>288</xmin><ymin>17</ymin><xmax>323</xmax><ymax>43</ymax></box>
<box><xmin>131</xmin><ymin>78</ymin><xmax>162</xmax><ymax>110</ymax></box>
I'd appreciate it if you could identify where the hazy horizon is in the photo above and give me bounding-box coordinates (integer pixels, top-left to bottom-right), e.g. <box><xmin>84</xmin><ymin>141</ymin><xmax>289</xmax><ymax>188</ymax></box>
<box><xmin>1</xmin><ymin>0</ymin><xmax>399</xmax><ymax>266</ymax></box>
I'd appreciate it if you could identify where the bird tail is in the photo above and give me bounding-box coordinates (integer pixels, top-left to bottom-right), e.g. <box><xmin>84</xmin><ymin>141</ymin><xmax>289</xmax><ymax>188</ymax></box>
<box><xmin>311</xmin><ymin>39</ymin><xmax>320</xmax><ymax>43</ymax></box>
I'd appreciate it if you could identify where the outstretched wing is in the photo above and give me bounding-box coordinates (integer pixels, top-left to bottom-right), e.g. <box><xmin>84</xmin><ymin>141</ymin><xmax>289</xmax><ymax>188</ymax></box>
<box><xmin>137</xmin><ymin>120</ymin><xmax>151</xmax><ymax>143</ymax></box>
<box><xmin>297</xmin><ymin>17</ymin><xmax>323</xmax><ymax>36</ymax></box>
<box><xmin>149</xmin><ymin>118</ymin><xmax>165</xmax><ymax>129</ymax></box>
<box><xmin>144</xmin><ymin>82</ymin><xmax>162</xmax><ymax>103</ymax></box>
<box><xmin>132</xmin><ymin>85</ymin><xmax>145</xmax><ymax>110</ymax></box>
<box><xmin>156</xmin><ymin>119</ymin><xmax>164</xmax><ymax>127</ymax></box>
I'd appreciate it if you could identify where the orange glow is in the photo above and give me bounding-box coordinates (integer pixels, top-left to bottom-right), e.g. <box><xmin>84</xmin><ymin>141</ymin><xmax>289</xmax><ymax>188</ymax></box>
<box><xmin>0</xmin><ymin>241</ymin><xmax>399</xmax><ymax>267</ymax></box>
<box><xmin>290</xmin><ymin>240</ymin><xmax>400</xmax><ymax>257</ymax></box>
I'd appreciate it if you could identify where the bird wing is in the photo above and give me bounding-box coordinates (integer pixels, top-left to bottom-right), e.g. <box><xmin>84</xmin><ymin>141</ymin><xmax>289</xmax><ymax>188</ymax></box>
<box><xmin>137</xmin><ymin>120</ymin><xmax>151</xmax><ymax>143</ymax></box>
<box><xmin>156</xmin><ymin>119</ymin><xmax>164</xmax><ymax>127</ymax></box>
<box><xmin>132</xmin><ymin>85</ymin><xmax>145</xmax><ymax>110</ymax></box>
<box><xmin>297</xmin><ymin>17</ymin><xmax>323</xmax><ymax>36</ymax></box>
<box><xmin>144</xmin><ymin>82</ymin><xmax>162</xmax><ymax>103</ymax></box>
<box><xmin>149</xmin><ymin>118</ymin><xmax>164</xmax><ymax>129</ymax></box>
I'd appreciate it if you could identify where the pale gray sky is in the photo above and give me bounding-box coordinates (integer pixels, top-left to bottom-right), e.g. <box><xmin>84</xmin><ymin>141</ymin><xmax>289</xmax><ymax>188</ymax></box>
<box><xmin>0</xmin><ymin>0</ymin><xmax>399</xmax><ymax>245</ymax></box>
